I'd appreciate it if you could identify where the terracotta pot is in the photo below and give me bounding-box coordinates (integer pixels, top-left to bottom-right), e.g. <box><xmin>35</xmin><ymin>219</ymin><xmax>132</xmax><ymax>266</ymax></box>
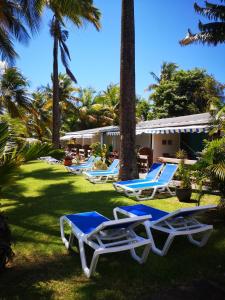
<box><xmin>176</xmin><ymin>188</ymin><xmax>192</xmax><ymax>202</ymax></box>
<box><xmin>64</xmin><ymin>159</ymin><xmax>72</xmax><ymax>166</ymax></box>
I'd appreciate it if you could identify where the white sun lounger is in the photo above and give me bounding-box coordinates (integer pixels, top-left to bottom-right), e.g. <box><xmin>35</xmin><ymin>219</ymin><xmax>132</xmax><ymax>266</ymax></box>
<box><xmin>66</xmin><ymin>156</ymin><xmax>100</xmax><ymax>174</ymax></box>
<box><xmin>116</xmin><ymin>163</ymin><xmax>178</xmax><ymax>200</ymax></box>
<box><xmin>60</xmin><ymin>211</ymin><xmax>152</xmax><ymax>277</ymax></box>
<box><xmin>113</xmin><ymin>204</ymin><xmax>216</xmax><ymax>256</ymax></box>
<box><xmin>83</xmin><ymin>159</ymin><xmax>120</xmax><ymax>183</ymax></box>
<box><xmin>39</xmin><ymin>156</ymin><xmax>60</xmax><ymax>164</ymax></box>
<box><xmin>113</xmin><ymin>162</ymin><xmax>164</xmax><ymax>192</ymax></box>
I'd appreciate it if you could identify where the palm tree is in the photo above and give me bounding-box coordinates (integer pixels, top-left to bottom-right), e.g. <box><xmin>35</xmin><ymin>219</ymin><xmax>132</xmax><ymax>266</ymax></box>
<box><xmin>95</xmin><ymin>83</ymin><xmax>120</xmax><ymax>125</ymax></box>
<box><xmin>0</xmin><ymin>0</ymin><xmax>39</xmax><ymax>64</ymax></box>
<box><xmin>146</xmin><ymin>62</ymin><xmax>178</xmax><ymax>91</ymax></box>
<box><xmin>180</xmin><ymin>1</ymin><xmax>225</xmax><ymax>46</ymax></box>
<box><xmin>0</xmin><ymin>67</ymin><xmax>32</xmax><ymax>118</ymax></box>
<box><xmin>41</xmin><ymin>73</ymin><xmax>78</xmax><ymax>135</ymax></box>
<box><xmin>119</xmin><ymin>0</ymin><xmax>138</xmax><ymax>180</ymax></box>
<box><xmin>74</xmin><ymin>87</ymin><xmax>113</xmax><ymax>129</ymax></box>
<box><xmin>35</xmin><ymin>0</ymin><xmax>101</xmax><ymax>148</ymax></box>
<box><xmin>26</xmin><ymin>90</ymin><xmax>52</xmax><ymax>141</ymax></box>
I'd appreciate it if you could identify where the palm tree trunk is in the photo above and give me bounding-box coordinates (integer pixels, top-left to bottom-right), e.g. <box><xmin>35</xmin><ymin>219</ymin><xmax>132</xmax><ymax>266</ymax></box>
<box><xmin>52</xmin><ymin>22</ymin><xmax>60</xmax><ymax>148</ymax></box>
<box><xmin>119</xmin><ymin>0</ymin><xmax>138</xmax><ymax>180</ymax></box>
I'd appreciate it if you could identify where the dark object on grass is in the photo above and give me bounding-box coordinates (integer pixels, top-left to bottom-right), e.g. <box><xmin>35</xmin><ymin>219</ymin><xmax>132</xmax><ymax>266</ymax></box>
<box><xmin>0</xmin><ymin>213</ymin><xmax>14</xmax><ymax>270</ymax></box>
<box><xmin>176</xmin><ymin>188</ymin><xmax>192</xmax><ymax>202</ymax></box>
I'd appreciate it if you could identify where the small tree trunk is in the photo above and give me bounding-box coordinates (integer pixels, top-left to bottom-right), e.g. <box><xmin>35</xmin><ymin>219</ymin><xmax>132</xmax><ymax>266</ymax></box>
<box><xmin>52</xmin><ymin>25</ymin><xmax>60</xmax><ymax>149</ymax></box>
<box><xmin>119</xmin><ymin>0</ymin><xmax>138</xmax><ymax>180</ymax></box>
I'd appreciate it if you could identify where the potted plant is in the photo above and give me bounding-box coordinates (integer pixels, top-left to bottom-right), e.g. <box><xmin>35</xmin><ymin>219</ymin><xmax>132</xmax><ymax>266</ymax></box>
<box><xmin>64</xmin><ymin>155</ymin><xmax>73</xmax><ymax>166</ymax></box>
<box><xmin>175</xmin><ymin>150</ymin><xmax>192</xmax><ymax>202</ymax></box>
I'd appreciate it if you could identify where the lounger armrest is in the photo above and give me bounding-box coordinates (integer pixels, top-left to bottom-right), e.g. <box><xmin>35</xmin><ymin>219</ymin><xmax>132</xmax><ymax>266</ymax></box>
<box><xmin>86</xmin><ymin>215</ymin><xmax>152</xmax><ymax>239</ymax></box>
<box><xmin>152</xmin><ymin>204</ymin><xmax>217</xmax><ymax>224</ymax></box>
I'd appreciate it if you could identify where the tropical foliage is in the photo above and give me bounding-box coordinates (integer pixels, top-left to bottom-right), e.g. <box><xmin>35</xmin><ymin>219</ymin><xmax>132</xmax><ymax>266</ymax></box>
<box><xmin>0</xmin><ymin>67</ymin><xmax>31</xmax><ymax>118</ymax></box>
<box><xmin>147</xmin><ymin>63</ymin><xmax>224</xmax><ymax>119</ymax></box>
<box><xmin>136</xmin><ymin>98</ymin><xmax>151</xmax><ymax>121</ymax></box>
<box><xmin>180</xmin><ymin>1</ymin><xmax>225</xmax><ymax>46</ymax></box>
<box><xmin>0</xmin><ymin>121</ymin><xmax>54</xmax><ymax>191</ymax></box>
<box><xmin>0</xmin><ymin>0</ymin><xmax>39</xmax><ymax>63</ymax></box>
<box><xmin>193</xmin><ymin>137</ymin><xmax>225</xmax><ymax>210</ymax></box>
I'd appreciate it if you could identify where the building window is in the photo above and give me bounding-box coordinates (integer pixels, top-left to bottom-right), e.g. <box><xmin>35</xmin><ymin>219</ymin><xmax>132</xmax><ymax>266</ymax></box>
<box><xmin>162</xmin><ymin>140</ymin><xmax>167</xmax><ymax>145</ymax></box>
<box><xmin>168</xmin><ymin>140</ymin><xmax>173</xmax><ymax>145</ymax></box>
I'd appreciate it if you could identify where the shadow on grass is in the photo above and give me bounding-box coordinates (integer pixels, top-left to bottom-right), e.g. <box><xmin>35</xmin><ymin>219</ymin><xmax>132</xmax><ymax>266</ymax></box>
<box><xmin>22</xmin><ymin>166</ymin><xmax>69</xmax><ymax>181</ymax></box>
<box><xmin>0</xmin><ymin>253</ymin><xmax>83</xmax><ymax>299</ymax></box>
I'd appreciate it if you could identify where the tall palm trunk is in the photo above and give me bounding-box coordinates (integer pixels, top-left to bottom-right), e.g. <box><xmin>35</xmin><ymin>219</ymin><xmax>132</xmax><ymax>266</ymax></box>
<box><xmin>119</xmin><ymin>0</ymin><xmax>138</xmax><ymax>180</ymax></box>
<box><xmin>52</xmin><ymin>21</ymin><xmax>60</xmax><ymax>148</ymax></box>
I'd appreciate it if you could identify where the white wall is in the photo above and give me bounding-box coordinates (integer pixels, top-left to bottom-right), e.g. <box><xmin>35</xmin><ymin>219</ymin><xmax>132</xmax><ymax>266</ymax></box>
<box><xmin>136</xmin><ymin>134</ymin><xmax>152</xmax><ymax>148</ymax></box>
<box><xmin>152</xmin><ymin>133</ymin><xmax>180</xmax><ymax>162</ymax></box>
<box><xmin>74</xmin><ymin>134</ymin><xmax>100</xmax><ymax>146</ymax></box>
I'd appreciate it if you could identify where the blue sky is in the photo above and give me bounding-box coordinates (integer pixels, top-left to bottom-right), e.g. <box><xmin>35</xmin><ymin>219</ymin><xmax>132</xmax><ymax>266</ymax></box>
<box><xmin>14</xmin><ymin>0</ymin><xmax>225</xmax><ymax>98</ymax></box>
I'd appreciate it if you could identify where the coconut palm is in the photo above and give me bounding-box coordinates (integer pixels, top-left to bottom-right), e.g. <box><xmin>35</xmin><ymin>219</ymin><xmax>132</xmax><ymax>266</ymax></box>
<box><xmin>180</xmin><ymin>1</ymin><xmax>225</xmax><ymax>46</ymax></box>
<box><xmin>35</xmin><ymin>0</ymin><xmax>101</xmax><ymax>148</ymax></box>
<box><xmin>26</xmin><ymin>90</ymin><xmax>52</xmax><ymax>141</ymax></box>
<box><xmin>146</xmin><ymin>62</ymin><xmax>178</xmax><ymax>91</ymax></box>
<box><xmin>95</xmin><ymin>83</ymin><xmax>120</xmax><ymax>125</ymax></box>
<box><xmin>74</xmin><ymin>87</ymin><xmax>111</xmax><ymax>129</ymax></box>
<box><xmin>0</xmin><ymin>67</ymin><xmax>32</xmax><ymax>118</ymax></box>
<box><xmin>0</xmin><ymin>0</ymin><xmax>40</xmax><ymax>64</ymax></box>
<box><xmin>119</xmin><ymin>0</ymin><xmax>138</xmax><ymax>180</ymax></box>
<box><xmin>41</xmin><ymin>73</ymin><xmax>78</xmax><ymax>135</ymax></box>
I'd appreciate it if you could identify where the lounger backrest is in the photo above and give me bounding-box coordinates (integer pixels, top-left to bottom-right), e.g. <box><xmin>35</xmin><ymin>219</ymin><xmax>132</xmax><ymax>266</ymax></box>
<box><xmin>153</xmin><ymin>204</ymin><xmax>217</xmax><ymax>224</ymax></box>
<box><xmin>108</xmin><ymin>159</ymin><xmax>120</xmax><ymax>171</ymax></box>
<box><xmin>145</xmin><ymin>163</ymin><xmax>163</xmax><ymax>180</ymax></box>
<box><xmin>93</xmin><ymin>156</ymin><xmax>101</xmax><ymax>163</ymax></box>
<box><xmin>86</xmin><ymin>214</ymin><xmax>152</xmax><ymax>239</ymax></box>
<box><xmin>87</xmin><ymin>156</ymin><xmax>95</xmax><ymax>163</ymax></box>
<box><xmin>157</xmin><ymin>163</ymin><xmax>178</xmax><ymax>183</ymax></box>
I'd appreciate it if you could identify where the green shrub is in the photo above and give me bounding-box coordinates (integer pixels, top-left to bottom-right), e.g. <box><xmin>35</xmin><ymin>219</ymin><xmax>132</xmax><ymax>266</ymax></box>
<box><xmin>20</xmin><ymin>142</ymin><xmax>53</xmax><ymax>162</ymax></box>
<box><xmin>176</xmin><ymin>150</ymin><xmax>192</xmax><ymax>189</ymax></box>
<box><xmin>48</xmin><ymin>149</ymin><xmax>65</xmax><ymax>160</ymax></box>
<box><xmin>90</xmin><ymin>142</ymin><xmax>109</xmax><ymax>160</ymax></box>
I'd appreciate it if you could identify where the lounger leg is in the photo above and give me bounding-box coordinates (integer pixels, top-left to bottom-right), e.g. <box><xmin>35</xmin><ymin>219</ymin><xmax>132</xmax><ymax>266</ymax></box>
<box><xmin>78</xmin><ymin>239</ymin><xmax>100</xmax><ymax>278</ymax></box>
<box><xmin>130</xmin><ymin>243</ymin><xmax>151</xmax><ymax>263</ymax></box>
<box><xmin>166</xmin><ymin>186</ymin><xmax>175</xmax><ymax>196</ymax></box>
<box><xmin>60</xmin><ymin>217</ymin><xmax>70</xmax><ymax>249</ymax></box>
<box><xmin>187</xmin><ymin>229</ymin><xmax>213</xmax><ymax>247</ymax></box>
<box><xmin>144</xmin><ymin>224</ymin><xmax>174</xmax><ymax>256</ymax></box>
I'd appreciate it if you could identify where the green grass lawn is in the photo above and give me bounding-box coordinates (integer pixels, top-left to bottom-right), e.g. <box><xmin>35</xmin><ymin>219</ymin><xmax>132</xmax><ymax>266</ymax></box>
<box><xmin>0</xmin><ymin>161</ymin><xmax>225</xmax><ymax>300</ymax></box>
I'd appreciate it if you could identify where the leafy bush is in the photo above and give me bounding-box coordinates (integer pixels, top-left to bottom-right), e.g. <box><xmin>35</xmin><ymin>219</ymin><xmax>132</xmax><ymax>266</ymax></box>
<box><xmin>90</xmin><ymin>142</ymin><xmax>109</xmax><ymax>160</ymax></box>
<box><xmin>20</xmin><ymin>142</ymin><xmax>52</xmax><ymax>162</ymax></box>
<box><xmin>176</xmin><ymin>150</ymin><xmax>192</xmax><ymax>189</ymax></box>
<box><xmin>48</xmin><ymin>149</ymin><xmax>65</xmax><ymax>160</ymax></box>
<box><xmin>0</xmin><ymin>123</ymin><xmax>23</xmax><ymax>190</ymax></box>
<box><xmin>194</xmin><ymin>138</ymin><xmax>225</xmax><ymax>194</ymax></box>
<box><xmin>193</xmin><ymin>137</ymin><xmax>225</xmax><ymax>209</ymax></box>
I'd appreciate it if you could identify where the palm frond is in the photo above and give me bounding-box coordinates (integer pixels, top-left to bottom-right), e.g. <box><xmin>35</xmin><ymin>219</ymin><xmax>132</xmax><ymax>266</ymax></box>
<box><xmin>0</xmin><ymin>28</ymin><xmax>17</xmax><ymax>64</ymax></box>
<box><xmin>59</xmin><ymin>44</ymin><xmax>77</xmax><ymax>83</ymax></box>
<box><xmin>194</xmin><ymin>2</ymin><xmax>225</xmax><ymax>22</ymax></box>
<box><xmin>0</xmin><ymin>123</ymin><xmax>9</xmax><ymax>157</ymax></box>
<box><xmin>209</xmin><ymin>161</ymin><xmax>225</xmax><ymax>181</ymax></box>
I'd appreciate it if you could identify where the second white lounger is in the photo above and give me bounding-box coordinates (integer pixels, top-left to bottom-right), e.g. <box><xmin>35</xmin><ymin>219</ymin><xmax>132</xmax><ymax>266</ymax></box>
<box><xmin>113</xmin><ymin>204</ymin><xmax>216</xmax><ymax>256</ymax></box>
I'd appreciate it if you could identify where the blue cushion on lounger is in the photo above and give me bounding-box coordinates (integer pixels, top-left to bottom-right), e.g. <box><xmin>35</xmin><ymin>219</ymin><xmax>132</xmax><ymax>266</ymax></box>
<box><xmin>119</xmin><ymin>204</ymin><xmax>169</xmax><ymax>221</ymax></box>
<box><xmin>66</xmin><ymin>212</ymin><xmax>109</xmax><ymax>234</ymax></box>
